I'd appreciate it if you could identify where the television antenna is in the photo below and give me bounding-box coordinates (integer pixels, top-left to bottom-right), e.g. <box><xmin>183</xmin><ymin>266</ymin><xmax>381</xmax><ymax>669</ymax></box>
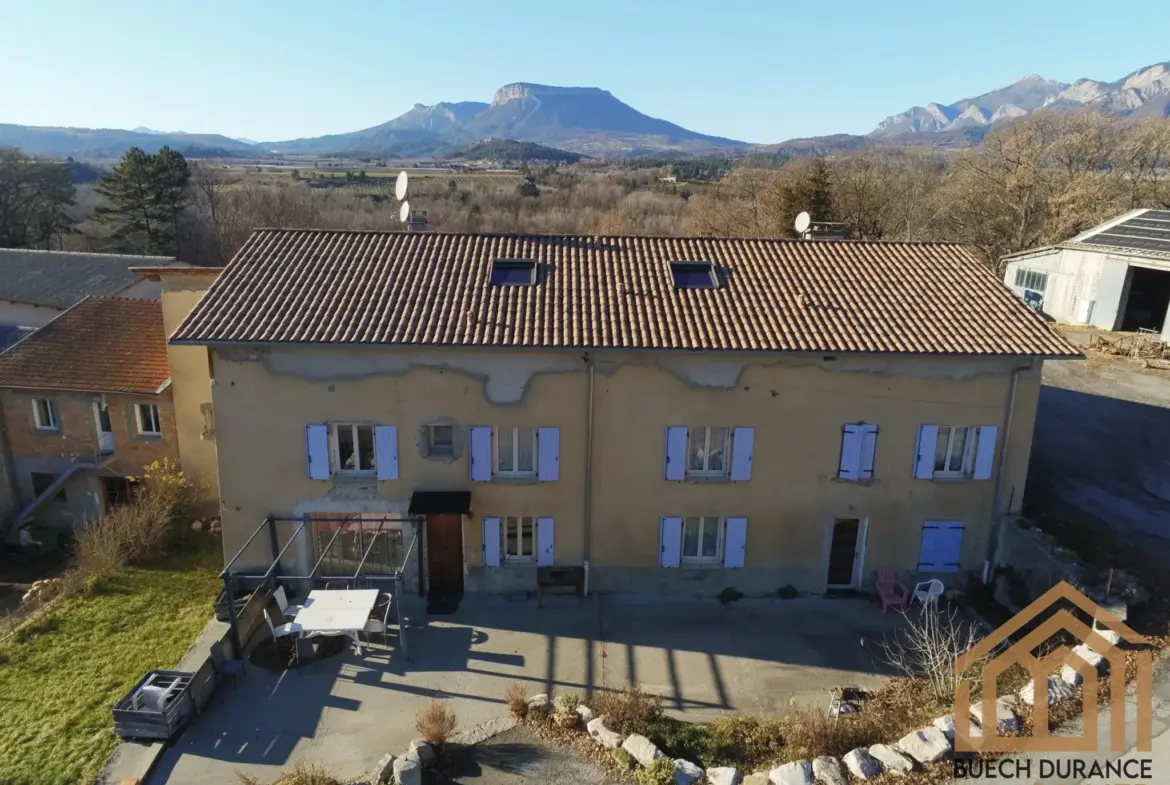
<box><xmin>399</xmin><ymin>200</ymin><xmax>411</xmax><ymax>223</ymax></box>
<box><xmin>794</xmin><ymin>211</ymin><xmax>811</xmax><ymax>236</ymax></box>
<box><xmin>395</xmin><ymin>170</ymin><xmax>409</xmax><ymax>202</ymax></box>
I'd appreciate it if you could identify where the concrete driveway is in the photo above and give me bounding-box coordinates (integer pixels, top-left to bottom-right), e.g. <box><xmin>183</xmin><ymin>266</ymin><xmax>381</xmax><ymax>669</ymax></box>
<box><xmin>149</xmin><ymin>594</ymin><xmax>902</xmax><ymax>785</ymax></box>
<box><xmin>1030</xmin><ymin>352</ymin><xmax>1170</xmax><ymax>554</ymax></box>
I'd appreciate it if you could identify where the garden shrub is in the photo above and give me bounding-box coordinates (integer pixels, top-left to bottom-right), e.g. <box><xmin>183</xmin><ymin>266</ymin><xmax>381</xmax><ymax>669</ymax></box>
<box><xmin>634</xmin><ymin>757</ymin><xmax>676</xmax><ymax>785</ymax></box>
<box><xmin>593</xmin><ymin>688</ymin><xmax>663</xmax><ymax>736</ymax></box>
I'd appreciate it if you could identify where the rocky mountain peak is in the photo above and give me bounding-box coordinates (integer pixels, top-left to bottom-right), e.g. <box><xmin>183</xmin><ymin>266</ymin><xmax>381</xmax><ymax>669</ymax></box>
<box><xmin>491</xmin><ymin>83</ymin><xmax>611</xmax><ymax>106</ymax></box>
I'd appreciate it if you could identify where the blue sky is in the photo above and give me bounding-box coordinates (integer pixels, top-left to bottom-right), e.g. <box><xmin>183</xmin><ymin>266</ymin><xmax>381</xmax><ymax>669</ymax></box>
<box><xmin>1</xmin><ymin>0</ymin><xmax>1167</xmax><ymax>143</ymax></box>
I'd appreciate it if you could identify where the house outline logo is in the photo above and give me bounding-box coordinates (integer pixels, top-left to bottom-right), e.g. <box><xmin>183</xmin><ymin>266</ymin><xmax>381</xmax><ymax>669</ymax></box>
<box><xmin>953</xmin><ymin>580</ymin><xmax>1153</xmax><ymax>754</ymax></box>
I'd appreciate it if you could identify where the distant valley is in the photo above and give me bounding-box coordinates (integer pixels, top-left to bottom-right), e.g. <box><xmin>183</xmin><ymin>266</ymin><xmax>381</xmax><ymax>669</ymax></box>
<box><xmin>1</xmin><ymin>60</ymin><xmax>1168</xmax><ymax>160</ymax></box>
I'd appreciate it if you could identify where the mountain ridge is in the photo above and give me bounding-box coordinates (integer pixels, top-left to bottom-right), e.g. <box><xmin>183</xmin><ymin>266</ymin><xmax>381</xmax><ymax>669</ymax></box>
<box><xmin>871</xmin><ymin>62</ymin><xmax>1170</xmax><ymax>138</ymax></box>
<box><xmin>263</xmin><ymin>82</ymin><xmax>745</xmax><ymax>156</ymax></box>
<box><xmin>1</xmin><ymin>59</ymin><xmax>1168</xmax><ymax>161</ymax></box>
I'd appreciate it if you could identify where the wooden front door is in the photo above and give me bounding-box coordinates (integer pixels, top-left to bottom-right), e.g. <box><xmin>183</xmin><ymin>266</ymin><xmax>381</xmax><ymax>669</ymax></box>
<box><xmin>827</xmin><ymin>518</ymin><xmax>861</xmax><ymax>587</ymax></box>
<box><xmin>426</xmin><ymin>514</ymin><xmax>464</xmax><ymax>593</ymax></box>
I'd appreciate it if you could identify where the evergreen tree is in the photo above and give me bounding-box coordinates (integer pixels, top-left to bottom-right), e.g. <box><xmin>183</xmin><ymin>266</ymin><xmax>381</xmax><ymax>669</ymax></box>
<box><xmin>95</xmin><ymin>146</ymin><xmax>191</xmax><ymax>255</ymax></box>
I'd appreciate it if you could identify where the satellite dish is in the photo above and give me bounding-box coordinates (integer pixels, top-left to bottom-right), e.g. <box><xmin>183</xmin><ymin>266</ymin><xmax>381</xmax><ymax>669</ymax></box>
<box><xmin>794</xmin><ymin>211</ymin><xmax>811</xmax><ymax>234</ymax></box>
<box><xmin>395</xmin><ymin>171</ymin><xmax>409</xmax><ymax>201</ymax></box>
<box><xmin>399</xmin><ymin>201</ymin><xmax>411</xmax><ymax>223</ymax></box>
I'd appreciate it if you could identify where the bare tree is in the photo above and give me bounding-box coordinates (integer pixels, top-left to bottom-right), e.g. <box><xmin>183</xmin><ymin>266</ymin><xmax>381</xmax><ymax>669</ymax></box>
<box><xmin>875</xmin><ymin>606</ymin><xmax>988</xmax><ymax>702</ymax></box>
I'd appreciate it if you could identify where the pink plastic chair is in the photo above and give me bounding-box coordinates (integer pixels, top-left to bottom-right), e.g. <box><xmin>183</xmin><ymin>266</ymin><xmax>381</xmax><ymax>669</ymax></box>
<box><xmin>875</xmin><ymin>566</ymin><xmax>910</xmax><ymax>613</ymax></box>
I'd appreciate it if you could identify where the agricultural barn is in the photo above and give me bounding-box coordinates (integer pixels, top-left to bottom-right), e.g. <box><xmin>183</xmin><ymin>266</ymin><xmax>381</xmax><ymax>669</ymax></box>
<box><xmin>1002</xmin><ymin>209</ymin><xmax>1170</xmax><ymax>339</ymax></box>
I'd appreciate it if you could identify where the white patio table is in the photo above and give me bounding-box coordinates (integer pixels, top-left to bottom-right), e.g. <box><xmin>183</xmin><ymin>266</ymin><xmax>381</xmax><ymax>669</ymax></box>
<box><xmin>293</xmin><ymin>589</ymin><xmax>379</xmax><ymax>655</ymax></box>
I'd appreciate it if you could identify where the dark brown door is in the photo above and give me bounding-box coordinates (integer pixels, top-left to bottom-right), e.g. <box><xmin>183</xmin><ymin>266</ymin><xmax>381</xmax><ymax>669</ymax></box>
<box><xmin>827</xmin><ymin>519</ymin><xmax>861</xmax><ymax>587</ymax></box>
<box><xmin>426</xmin><ymin>514</ymin><xmax>464</xmax><ymax>593</ymax></box>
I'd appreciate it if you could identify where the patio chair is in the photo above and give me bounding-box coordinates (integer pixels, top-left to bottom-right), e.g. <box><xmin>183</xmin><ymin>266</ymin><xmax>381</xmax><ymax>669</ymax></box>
<box><xmin>364</xmin><ymin>592</ymin><xmax>393</xmax><ymax>648</ymax></box>
<box><xmin>294</xmin><ymin>636</ymin><xmax>316</xmax><ymax>666</ymax></box>
<box><xmin>324</xmin><ymin>580</ymin><xmax>348</xmax><ymax>590</ymax></box>
<box><xmin>913</xmin><ymin>579</ymin><xmax>945</xmax><ymax>607</ymax></box>
<box><xmin>273</xmin><ymin>585</ymin><xmax>303</xmax><ymax>621</ymax></box>
<box><xmin>875</xmin><ymin>566</ymin><xmax>910</xmax><ymax>614</ymax></box>
<box><xmin>265</xmin><ymin>612</ymin><xmax>302</xmax><ymax>641</ymax></box>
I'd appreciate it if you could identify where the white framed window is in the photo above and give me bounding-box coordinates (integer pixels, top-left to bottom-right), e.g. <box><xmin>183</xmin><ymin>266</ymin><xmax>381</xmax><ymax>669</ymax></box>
<box><xmin>496</xmin><ymin>426</ymin><xmax>537</xmax><ymax>477</ymax></box>
<box><xmin>503</xmin><ymin>516</ymin><xmax>535</xmax><ymax>560</ymax></box>
<box><xmin>933</xmin><ymin>425</ymin><xmax>975</xmax><ymax>478</ymax></box>
<box><xmin>427</xmin><ymin>424</ymin><xmax>455</xmax><ymax>456</ymax></box>
<box><xmin>32</xmin><ymin>398</ymin><xmax>57</xmax><ymax>430</ymax></box>
<box><xmin>682</xmin><ymin>516</ymin><xmax>723</xmax><ymax>564</ymax></box>
<box><xmin>686</xmin><ymin>426</ymin><xmax>730</xmax><ymax>477</ymax></box>
<box><xmin>135</xmin><ymin>403</ymin><xmax>162</xmax><ymax>436</ymax></box>
<box><xmin>1013</xmin><ymin>268</ymin><xmax>1048</xmax><ymax>293</ymax></box>
<box><xmin>332</xmin><ymin>423</ymin><xmax>376</xmax><ymax>474</ymax></box>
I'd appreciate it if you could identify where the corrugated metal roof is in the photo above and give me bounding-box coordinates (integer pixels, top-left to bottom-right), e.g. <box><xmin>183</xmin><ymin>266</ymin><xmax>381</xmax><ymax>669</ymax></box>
<box><xmin>0</xmin><ymin>249</ymin><xmax>178</xmax><ymax>309</ymax></box>
<box><xmin>172</xmin><ymin>229</ymin><xmax>1078</xmax><ymax>357</ymax></box>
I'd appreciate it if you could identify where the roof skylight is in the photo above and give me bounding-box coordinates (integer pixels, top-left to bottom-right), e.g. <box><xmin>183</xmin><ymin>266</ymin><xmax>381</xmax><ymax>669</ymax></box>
<box><xmin>670</xmin><ymin>261</ymin><xmax>717</xmax><ymax>289</ymax></box>
<box><xmin>491</xmin><ymin>259</ymin><xmax>537</xmax><ymax>286</ymax></box>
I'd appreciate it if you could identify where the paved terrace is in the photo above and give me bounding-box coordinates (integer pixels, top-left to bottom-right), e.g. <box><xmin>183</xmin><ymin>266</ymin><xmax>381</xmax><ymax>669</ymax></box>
<box><xmin>149</xmin><ymin>594</ymin><xmax>903</xmax><ymax>785</ymax></box>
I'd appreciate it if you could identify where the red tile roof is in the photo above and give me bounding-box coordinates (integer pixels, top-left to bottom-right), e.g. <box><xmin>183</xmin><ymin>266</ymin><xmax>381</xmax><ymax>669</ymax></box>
<box><xmin>171</xmin><ymin>230</ymin><xmax>1078</xmax><ymax>357</ymax></box>
<box><xmin>0</xmin><ymin>297</ymin><xmax>170</xmax><ymax>394</ymax></box>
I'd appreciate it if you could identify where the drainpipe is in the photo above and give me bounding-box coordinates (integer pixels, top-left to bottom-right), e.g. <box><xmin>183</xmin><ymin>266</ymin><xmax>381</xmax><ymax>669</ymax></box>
<box><xmin>583</xmin><ymin>353</ymin><xmax>596</xmax><ymax>596</ymax></box>
<box><xmin>984</xmin><ymin>362</ymin><xmax>1026</xmax><ymax>583</ymax></box>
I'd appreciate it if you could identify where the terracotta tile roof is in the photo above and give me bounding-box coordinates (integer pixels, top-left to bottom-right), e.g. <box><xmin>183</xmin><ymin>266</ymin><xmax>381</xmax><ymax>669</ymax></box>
<box><xmin>171</xmin><ymin>230</ymin><xmax>1078</xmax><ymax>357</ymax></box>
<box><xmin>0</xmin><ymin>297</ymin><xmax>170</xmax><ymax>394</ymax></box>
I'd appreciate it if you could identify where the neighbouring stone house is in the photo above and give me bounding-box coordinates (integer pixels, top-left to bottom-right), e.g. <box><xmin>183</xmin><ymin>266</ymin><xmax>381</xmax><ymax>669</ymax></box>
<box><xmin>161</xmin><ymin>229</ymin><xmax>1078</xmax><ymax>597</ymax></box>
<box><xmin>0</xmin><ymin>296</ymin><xmax>180</xmax><ymax>531</ymax></box>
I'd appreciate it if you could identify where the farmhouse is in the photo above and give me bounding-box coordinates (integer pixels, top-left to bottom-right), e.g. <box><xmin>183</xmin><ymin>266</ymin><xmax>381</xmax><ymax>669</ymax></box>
<box><xmin>1002</xmin><ymin>208</ymin><xmax>1170</xmax><ymax>337</ymax></box>
<box><xmin>164</xmin><ymin>229</ymin><xmax>1076</xmax><ymax>597</ymax></box>
<box><xmin>0</xmin><ymin>297</ymin><xmax>179</xmax><ymax>532</ymax></box>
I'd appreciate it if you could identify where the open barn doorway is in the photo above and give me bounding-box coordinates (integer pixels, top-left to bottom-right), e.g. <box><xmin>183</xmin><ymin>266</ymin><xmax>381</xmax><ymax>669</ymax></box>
<box><xmin>1119</xmin><ymin>266</ymin><xmax>1170</xmax><ymax>332</ymax></box>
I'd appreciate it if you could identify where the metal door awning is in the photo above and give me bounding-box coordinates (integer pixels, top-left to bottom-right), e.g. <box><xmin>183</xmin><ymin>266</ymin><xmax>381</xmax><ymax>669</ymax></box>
<box><xmin>408</xmin><ymin>490</ymin><xmax>471</xmax><ymax>515</ymax></box>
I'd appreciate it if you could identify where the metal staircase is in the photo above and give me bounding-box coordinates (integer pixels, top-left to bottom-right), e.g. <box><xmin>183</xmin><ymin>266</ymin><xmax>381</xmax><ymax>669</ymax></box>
<box><xmin>3</xmin><ymin>450</ymin><xmax>115</xmax><ymax>539</ymax></box>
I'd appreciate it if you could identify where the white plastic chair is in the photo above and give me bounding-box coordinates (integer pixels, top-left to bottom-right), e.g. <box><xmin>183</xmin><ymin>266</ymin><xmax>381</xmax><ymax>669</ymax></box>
<box><xmin>273</xmin><ymin>585</ymin><xmax>303</xmax><ymax>620</ymax></box>
<box><xmin>913</xmin><ymin>579</ymin><xmax>945</xmax><ymax>606</ymax></box>
<box><xmin>265</xmin><ymin>612</ymin><xmax>302</xmax><ymax>640</ymax></box>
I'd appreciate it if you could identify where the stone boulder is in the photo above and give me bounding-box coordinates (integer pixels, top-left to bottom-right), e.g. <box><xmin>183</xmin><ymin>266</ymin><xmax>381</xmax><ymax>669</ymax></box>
<box><xmin>586</xmin><ymin>717</ymin><xmax>623</xmax><ymax>748</ymax></box>
<box><xmin>405</xmin><ymin>739</ymin><xmax>435</xmax><ymax>765</ymax></box>
<box><xmin>767</xmin><ymin>759</ymin><xmax>813</xmax><ymax>785</ymax></box>
<box><xmin>811</xmin><ymin>756</ymin><xmax>846</xmax><ymax>785</ymax></box>
<box><xmin>527</xmin><ymin>693</ymin><xmax>550</xmax><ymax>709</ymax></box>
<box><xmin>706</xmin><ymin>766</ymin><xmax>743</xmax><ymax>785</ymax></box>
<box><xmin>969</xmin><ymin>697</ymin><xmax>1020</xmax><ymax>733</ymax></box>
<box><xmin>896</xmin><ymin>727</ymin><xmax>951</xmax><ymax>764</ymax></box>
<box><xmin>931</xmin><ymin>714</ymin><xmax>955</xmax><ymax>741</ymax></box>
<box><xmin>842</xmin><ymin>748</ymin><xmax>881</xmax><ymax>780</ymax></box>
<box><xmin>1061</xmin><ymin>643</ymin><xmax>1108</xmax><ymax>685</ymax></box>
<box><xmin>867</xmin><ymin>744</ymin><xmax>914</xmax><ymax>775</ymax></box>
<box><xmin>621</xmin><ymin>733</ymin><xmax>664</xmax><ymax>767</ymax></box>
<box><xmin>673</xmin><ymin>758</ymin><xmax>704</xmax><ymax>785</ymax></box>
<box><xmin>576</xmin><ymin>704</ymin><xmax>595</xmax><ymax>723</ymax></box>
<box><xmin>370</xmin><ymin>752</ymin><xmax>394</xmax><ymax>784</ymax></box>
<box><xmin>1019</xmin><ymin>675</ymin><xmax>1077</xmax><ymax>707</ymax></box>
<box><xmin>392</xmin><ymin>756</ymin><xmax>421</xmax><ymax>785</ymax></box>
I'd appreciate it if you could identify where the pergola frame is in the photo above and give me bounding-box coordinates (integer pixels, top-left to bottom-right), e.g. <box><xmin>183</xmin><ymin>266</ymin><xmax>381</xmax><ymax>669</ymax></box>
<box><xmin>220</xmin><ymin>514</ymin><xmax>419</xmax><ymax>658</ymax></box>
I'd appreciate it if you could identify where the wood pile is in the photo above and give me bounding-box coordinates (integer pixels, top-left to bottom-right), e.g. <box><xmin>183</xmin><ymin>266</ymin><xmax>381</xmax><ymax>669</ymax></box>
<box><xmin>1085</xmin><ymin>330</ymin><xmax>1170</xmax><ymax>364</ymax></box>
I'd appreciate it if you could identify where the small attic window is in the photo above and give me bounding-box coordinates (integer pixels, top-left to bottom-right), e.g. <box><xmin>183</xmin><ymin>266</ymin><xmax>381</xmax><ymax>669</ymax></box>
<box><xmin>491</xmin><ymin>259</ymin><xmax>537</xmax><ymax>286</ymax></box>
<box><xmin>670</xmin><ymin>261</ymin><xmax>718</xmax><ymax>289</ymax></box>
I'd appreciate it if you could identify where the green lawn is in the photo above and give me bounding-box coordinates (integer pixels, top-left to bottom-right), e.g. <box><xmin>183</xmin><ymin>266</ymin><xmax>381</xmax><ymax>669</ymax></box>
<box><xmin>0</xmin><ymin>536</ymin><xmax>221</xmax><ymax>785</ymax></box>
